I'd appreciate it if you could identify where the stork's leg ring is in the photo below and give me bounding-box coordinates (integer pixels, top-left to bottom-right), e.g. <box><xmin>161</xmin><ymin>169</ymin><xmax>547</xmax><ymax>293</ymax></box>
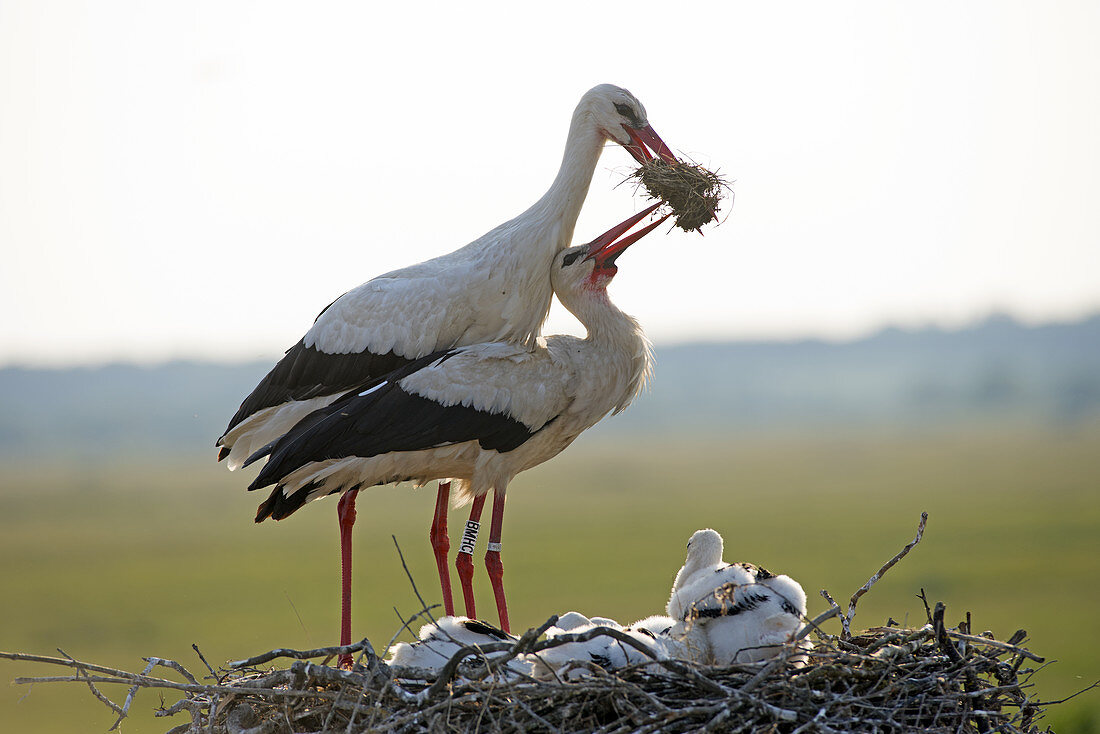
<box><xmin>336</xmin><ymin>488</ymin><xmax>359</xmax><ymax>670</ymax></box>
<box><xmin>485</xmin><ymin>490</ymin><xmax>510</xmax><ymax>633</ymax></box>
<box><xmin>430</xmin><ymin>481</ymin><xmax>455</xmax><ymax>616</ymax></box>
<box><xmin>455</xmin><ymin>493</ymin><xmax>486</xmax><ymax>619</ymax></box>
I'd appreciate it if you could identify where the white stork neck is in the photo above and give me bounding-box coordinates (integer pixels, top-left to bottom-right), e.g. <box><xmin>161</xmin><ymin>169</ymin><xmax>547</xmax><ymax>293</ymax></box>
<box><xmin>570</xmin><ymin>288</ymin><xmax>636</xmax><ymax>344</ymax></box>
<box><xmin>675</xmin><ymin>530</ymin><xmax>725</xmax><ymax>590</ymax></box>
<box><xmin>559</xmin><ymin>284</ymin><xmax>652</xmax><ymax>411</ymax></box>
<box><xmin>527</xmin><ymin>106</ymin><xmax>609</xmax><ymax>247</ymax></box>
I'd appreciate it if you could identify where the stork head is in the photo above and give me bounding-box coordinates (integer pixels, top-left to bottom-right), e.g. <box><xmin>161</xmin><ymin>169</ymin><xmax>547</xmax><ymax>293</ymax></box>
<box><xmin>667</xmin><ymin>528</ymin><xmax>727</xmax><ymax>618</ymax></box>
<box><xmin>553</xmin><ymin>203</ymin><xmax>669</xmax><ymax>294</ymax></box>
<box><xmin>685</xmin><ymin>529</ymin><xmax>724</xmax><ymax>566</ymax></box>
<box><xmin>581</xmin><ymin>84</ymin><xmax>678</xmax><ymax>165</ymax></box>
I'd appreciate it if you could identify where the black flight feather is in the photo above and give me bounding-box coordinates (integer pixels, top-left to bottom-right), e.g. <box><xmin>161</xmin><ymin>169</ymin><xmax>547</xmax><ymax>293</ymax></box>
<box><xmin>218</xmin><ymin>338</ymin><xmax>414</xmax><ymax>446</ymax></box>
<box><xmin>248</xmin><ymin>348</ymin><xmax>541</xmax><ymax>496</ymax></box>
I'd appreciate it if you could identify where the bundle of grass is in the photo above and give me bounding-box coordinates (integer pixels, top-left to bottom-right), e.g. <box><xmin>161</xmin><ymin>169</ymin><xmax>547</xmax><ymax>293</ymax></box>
<box><xmin>630</xmin><ymin>159</ymin><xmax>730</xmax><ymax>232</ymax></box>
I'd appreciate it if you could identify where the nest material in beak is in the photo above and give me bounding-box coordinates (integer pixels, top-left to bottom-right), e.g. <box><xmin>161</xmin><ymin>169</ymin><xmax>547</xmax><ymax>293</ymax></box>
<box><xmin>630</xmin><ymin>159</ymin><xmax>730</xmax><ymax>232</ymax></box>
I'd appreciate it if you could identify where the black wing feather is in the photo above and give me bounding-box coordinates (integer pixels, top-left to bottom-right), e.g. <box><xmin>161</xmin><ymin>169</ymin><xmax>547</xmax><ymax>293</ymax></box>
<box><xmin>248</xmin><ymin>350</ymin><xmax>539</xmax><ymax>493</ymax></box>
<box><xmin>219</xmin><ymin>339</ymin><xmax>414</xmax><ymax>441</ymax></box>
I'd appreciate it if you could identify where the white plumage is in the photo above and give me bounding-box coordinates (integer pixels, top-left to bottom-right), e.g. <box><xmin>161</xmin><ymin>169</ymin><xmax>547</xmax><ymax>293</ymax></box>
<box><xmin>532</xmin><ymin>616</ymin><xmax>671</xmax><ymax>680</ymax></box>
<box><xmin>248</xmin><ymin>208</ymin><xmax>666</xmax><ymax>632</ymax></box>
<box><xmin>699</xmin><ymin>575</ymin><xmax>808</xmax><ymax>665</ymax></box>
<box><xmin>667</xmin><ymin>528</ymin><xmax>728</xmax><ymax>619</ymax></box>
<box><xmin>386</xmin><ymin>616</ymin><xmax>526</xmax><ymax>674</ymax></box>
<box><xmin>217</xmin><ymin>84</ymin><xmax>675</xmax><ymax>470</ymax></box>
<box><xmin>249</xmin><ymin>224</ymin><xmax>656</xmax><ymax>512</ymax></box>
<box><xmin>547</xmin><ymin>611</ymin><xmax>622</xmax><ymax>635</ymax></box>
<box><xmin>384</xmin><ymin>530</ymin><xmax>811</xmax><ymax>680</ymax></box>
<box><xmin>667</xmin><ymin>529</ymin><xmax>809</xmax><ymax>665</ymax></box>
<box><xmin>385</xmin><ymin>612</ymin><xmax>688</xmax><ymax>681</ymax></box>
<box><xmin>218</xmin><ymin>84</ymin><xmax>679</xmax><ymax>653</ymax></box>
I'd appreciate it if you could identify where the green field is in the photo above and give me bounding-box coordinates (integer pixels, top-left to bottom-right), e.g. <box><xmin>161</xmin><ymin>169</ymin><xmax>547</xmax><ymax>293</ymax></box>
<box><xmin>2</xmin><ymin>425</ymin><xmax>1098</xmax><ymax>732</ymax></box>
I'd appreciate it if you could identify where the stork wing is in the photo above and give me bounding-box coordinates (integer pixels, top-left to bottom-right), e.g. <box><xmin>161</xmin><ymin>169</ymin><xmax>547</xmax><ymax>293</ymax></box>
<box><xmin>684</xmin><ymin>582</ymin><xmax>774</xmax><ymax>621</ymax></box>
<box><xmin>248</xmin><ymin>343</ymin><xmax>572</xmax><ymax>491</ymax></box>
<box><xmin>220</xmin><ymin>272</ymin><xmax>471</xmax><ymax>440</ymax></box>
<box><xmin>398</xmin><ymin>342</ymin><xmax>573</xmax><ymax>430</ymax></box>
<box><xmin>221</xmin><ymin>338</ymin><xmax>412</xmax><ymax>437</ymax></box>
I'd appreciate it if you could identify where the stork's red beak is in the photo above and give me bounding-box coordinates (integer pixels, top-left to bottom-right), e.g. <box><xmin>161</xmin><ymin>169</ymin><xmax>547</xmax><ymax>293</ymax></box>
<box><xmin>622</xmin><ymin>124</ymin><xmax>679</xmax><ymax>165</ymax></box>
<box><xmin>584</xmin><ymin>203</ymin><xmax>671</xmax><ymax>270</ymax></box>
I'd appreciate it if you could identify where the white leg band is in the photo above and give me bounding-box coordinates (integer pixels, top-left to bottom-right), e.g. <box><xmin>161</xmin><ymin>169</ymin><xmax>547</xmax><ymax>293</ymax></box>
<box><xmin>458</xmin><ymin>520</ymin><xmax>480</xmax><ymax>555</ymax></box>
<box><xmin>487</xmin><ymin>542</ymin><xmax>502</xmax><ymax>552</ymax></box>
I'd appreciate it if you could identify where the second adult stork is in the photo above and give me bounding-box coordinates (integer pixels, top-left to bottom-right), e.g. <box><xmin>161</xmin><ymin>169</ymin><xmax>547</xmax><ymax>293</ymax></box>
<box><xmin>246</xmin><ymin>207</ymin><xmax>668</xmax><ymax>633</ymax></box>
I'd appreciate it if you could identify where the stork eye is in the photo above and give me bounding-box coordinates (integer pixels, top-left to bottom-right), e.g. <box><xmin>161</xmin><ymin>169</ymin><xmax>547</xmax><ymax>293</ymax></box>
<box><xmin>614</xmin><ymin>102</ymin><xmax>635</xmax><ymax>120</ymax></box>
<box><xmin>561</xmin><ymin>251</ymin><xmax>584</xmax><ymax>267</ymax></box>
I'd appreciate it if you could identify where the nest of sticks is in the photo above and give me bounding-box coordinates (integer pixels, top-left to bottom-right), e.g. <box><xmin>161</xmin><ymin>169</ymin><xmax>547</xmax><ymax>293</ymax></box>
<box><xmin>629</xmin><ymin>159</ymin><xmax>731</xmax><ymax>232</ymax></box>
<box><xmin>3</xmin><ymin>604</ymin><xmax>1056</xmax><ymax>734</ymax></box>
<box><xmin>4</xmin><ymin>514</ymin><xmax>1081</xmax><ymax>733</ymax></box>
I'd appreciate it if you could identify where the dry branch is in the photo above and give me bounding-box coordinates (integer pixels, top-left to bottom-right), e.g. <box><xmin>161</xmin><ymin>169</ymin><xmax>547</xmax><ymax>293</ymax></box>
<box><xmin>822</xmin><ymin>511</ymin><xmax>928</xmax><ymax>639</ymax></box>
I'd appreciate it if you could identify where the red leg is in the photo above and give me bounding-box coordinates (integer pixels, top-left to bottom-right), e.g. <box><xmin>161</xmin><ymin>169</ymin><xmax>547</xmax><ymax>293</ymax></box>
<box><xmin>485</xmin><ymin>489</ymin><xmax>510</xmax><ymax>633</ymax></box>
<box><xmin>336</xmin><ymin>488</ymin><xmax>359</xmax><ymax>669</ymax></box>
<box><xmin>455</xmin><ymin>493</ymin><xmax>487</xmax><ymax>619</ymax></box>
<box><xmin>430</xmin><ymin>481</ymin><xmax>455</xmax><ymax>616</ymax></box>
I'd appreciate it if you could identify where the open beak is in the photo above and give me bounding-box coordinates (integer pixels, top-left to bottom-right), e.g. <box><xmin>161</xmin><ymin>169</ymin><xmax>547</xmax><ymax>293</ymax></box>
<box><xmin>622</xmin><ymin>124</ymin><xmax>679</xmax><ymax>165</ymax></box>
<box><xmin>584</xmin><ymin>203</ymin><xmax>671</xmax><ymax>270</ymax></box>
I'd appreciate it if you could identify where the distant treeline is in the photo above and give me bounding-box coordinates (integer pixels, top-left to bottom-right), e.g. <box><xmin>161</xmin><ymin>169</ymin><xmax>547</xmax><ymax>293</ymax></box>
<box><xmin>2</xmin><ymin>314</ymin><xmax>1098</xmax><ymax>458</ymax></box>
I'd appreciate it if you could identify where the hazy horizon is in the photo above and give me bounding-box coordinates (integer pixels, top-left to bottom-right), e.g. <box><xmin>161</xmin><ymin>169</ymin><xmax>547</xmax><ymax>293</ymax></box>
<box><xmin>1</xmin><ymin>308</ymin><xmax>1096</xmax><ymax>370</ymax></box>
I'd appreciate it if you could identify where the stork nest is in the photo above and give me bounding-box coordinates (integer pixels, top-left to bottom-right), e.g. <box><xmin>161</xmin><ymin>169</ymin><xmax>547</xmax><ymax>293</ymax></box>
<box><xmin>629</xmin><ymin>159</ymin><xmax>730</xmax><ymax>232</ymax></box>
<box><xmin>2</xmin><ymin>517</ymin><xmax>1080</xmax><ymax>732</ymax></box>
<box><xmin>4</xmin><ymin>602</ymin><xmax>1060</xmax><ymax>733</ymax></box>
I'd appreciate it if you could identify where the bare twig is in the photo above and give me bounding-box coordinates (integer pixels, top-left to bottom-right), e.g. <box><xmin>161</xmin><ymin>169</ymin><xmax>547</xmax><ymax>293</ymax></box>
<box><xmin>386</xmin><ymin>603</ymin><xmax>442</xmax><ymax>656</ymax></box>
<box><xmin>110</xmin><ymin>656</ymin><xmax>159</xmax><ymax>730</ymax></box>
<box><xmin>53</xmin><ymin>648</ymin><xmax>126</xmax><ymax>721</ymax></box>
<box><xmin>944</xmin><ymin>630</ymin><xmax>1044</xmax><ymax>663</ymax></box>
<box><xmin>228</xmin><ymin>639</ymin><xmax>375</xmax><ymax>669</ymax></box>
<box><xmin>916</xmin><ymin>587</ymin><xmax>934</xmax><ymax>623</ymax></box>
<box><xmin>1034</xmin><ymin>678</ymin><xmax>1100</xmax><ymax>706</ymax></box>
<box><xmin>192</xmin><ymin>644</ymin><xmax>217</xmax><ymax>681</ymax></box>
<box><xmin>391</xmin><ymin>534</ymin><xmax>437</xmax><ymax>625</ymax></box>
<box><xmin>795</xmin><ymin>606</ymin><xmax>840</xmax><ymax>642</ymax></box>
<box><xmin>1</xmin><ymin>650</ymin><xmax>147</xmax><ymax>677</ymax></box>
<box><xmin>842</xmin><ymin>512</ymin><xmax>928</xmax><ymax>639</ymax></box>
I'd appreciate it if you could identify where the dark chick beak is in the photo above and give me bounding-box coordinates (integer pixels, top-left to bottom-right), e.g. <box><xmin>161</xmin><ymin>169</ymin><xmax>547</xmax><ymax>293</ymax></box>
<box><xmin>585</xmin><ymin>203</ymin><xmax>671</xmax><ymax>269</ymax></box>
<box><xmin>622</xmin><ymin>124</ymin><xmax>679</xmax><ymax>165</ymax></box>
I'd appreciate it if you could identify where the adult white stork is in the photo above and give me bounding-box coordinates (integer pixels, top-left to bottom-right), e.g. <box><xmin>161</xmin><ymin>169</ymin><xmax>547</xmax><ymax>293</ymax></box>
<box><xmin>244</xmin><ymin>206</ymin><xmax>668</xmax><ymax>642</ymax></box>
<box><xmin>217</xmin><ymin>84</ymin><xmax>679</xmax><ymax>658</ymax></box>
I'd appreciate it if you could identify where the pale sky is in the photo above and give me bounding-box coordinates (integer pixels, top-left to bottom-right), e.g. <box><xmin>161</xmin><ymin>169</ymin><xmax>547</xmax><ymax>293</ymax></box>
<box><xmin>2</xmin><ymin>1</ymin><xmax>1098</xmax><ymax>366</ymax></box>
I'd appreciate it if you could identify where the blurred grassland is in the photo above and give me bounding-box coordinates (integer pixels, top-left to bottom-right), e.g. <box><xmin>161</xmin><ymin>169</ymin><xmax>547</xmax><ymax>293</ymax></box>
<box><xmin>1</xmin><ymin>424</ymin><xmax>1098</xmax><ymax>732</ymax></box>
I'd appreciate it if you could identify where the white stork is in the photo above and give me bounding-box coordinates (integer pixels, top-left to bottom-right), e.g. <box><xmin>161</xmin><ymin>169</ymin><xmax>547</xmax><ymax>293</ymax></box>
<box><xmin>217</xmin><ymin>84</ymin><xmax>679</xmax><ymax>658</ymax></box>
<box><xmin>388</xmin><ymin>612</ymin><xmax>680</xmax><ymax>681</ymax></box>
<box><xmin>386</xmin><ymin>616</ymin><xmax>526</xmax><ymax>674</ymax></box>
<box><xmin>667</xmin><ymin>529</ymin><xmax>808</xmax><ymax>665</ymax></box>
<box><xmin>244</xmin><ymin>205</ymin><xmax>668</xmax><ymax>641</ymax></box>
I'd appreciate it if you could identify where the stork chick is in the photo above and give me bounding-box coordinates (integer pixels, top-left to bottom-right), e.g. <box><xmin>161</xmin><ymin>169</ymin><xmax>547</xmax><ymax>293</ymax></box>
<box><xmin>667</xmin><ymin>529</ymin><xmax>809</xmax><ymax>665</ymax></box>
<box><xmin>386</xmin><ymin>616</ymin><xmax>525</xmax><ymax>675</ymax></box>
